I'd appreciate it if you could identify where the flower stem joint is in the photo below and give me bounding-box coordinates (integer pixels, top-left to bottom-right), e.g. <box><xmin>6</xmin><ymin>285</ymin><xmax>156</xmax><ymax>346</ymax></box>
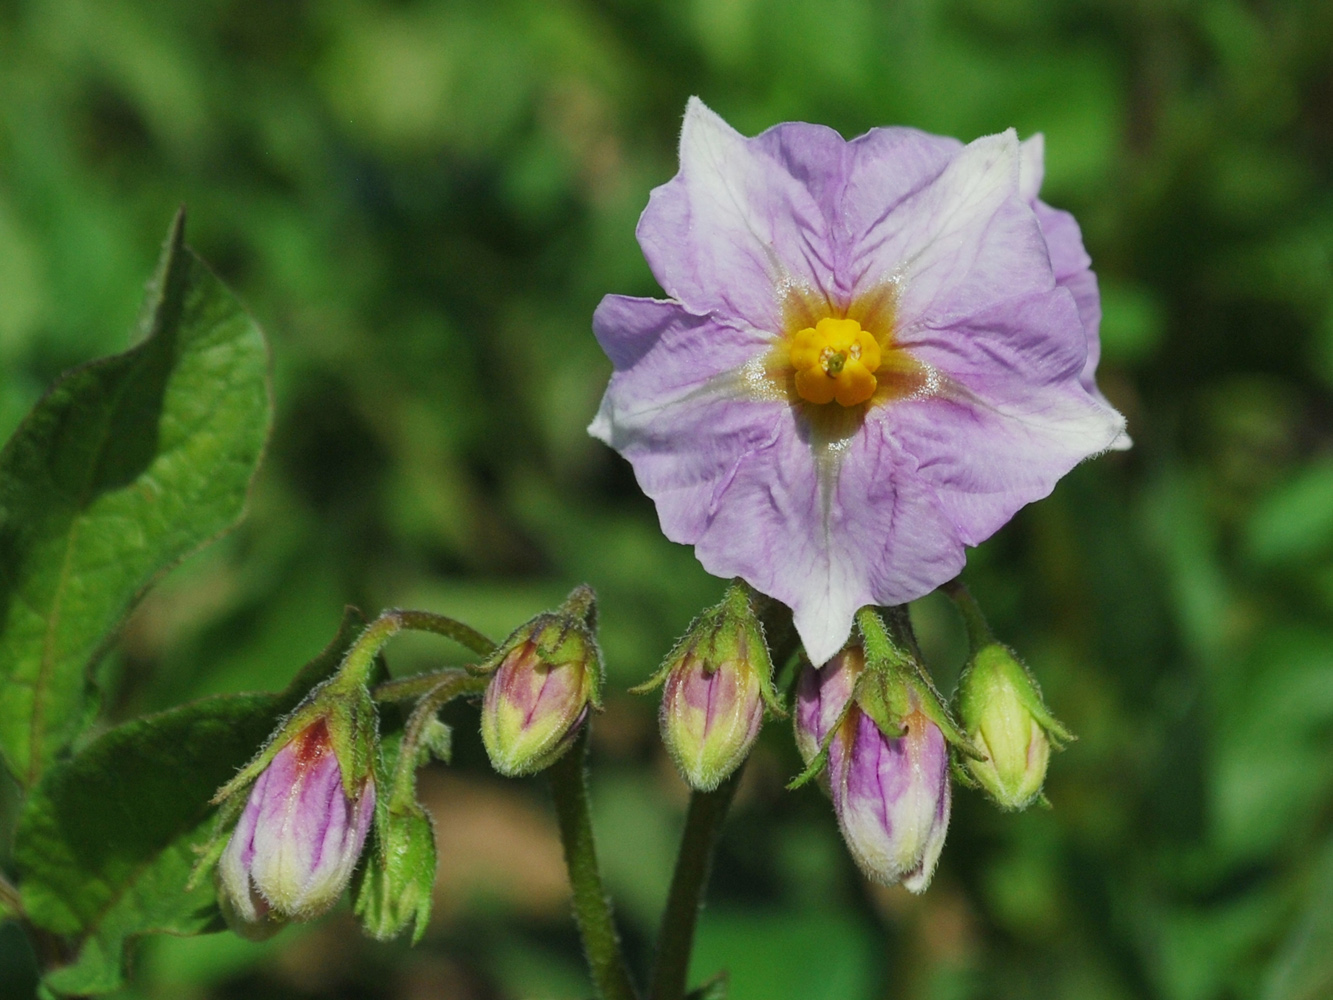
<box><xmin>637</xmin><ymin>581</ymin><xmax>782</xmax><ymax>792</ymax></box>
<box><xmin>480</xmin><ymin>585</ymin><xmax>604</xmax><ymax>777</ymax></box>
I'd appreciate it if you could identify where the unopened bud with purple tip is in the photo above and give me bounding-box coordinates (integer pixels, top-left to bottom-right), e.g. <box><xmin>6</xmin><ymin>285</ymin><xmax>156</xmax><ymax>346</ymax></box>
<box><xmin>218</xmin><ymin>718</ymin><xmax>376</xmax><ymax>928</ymax></box>
<box><xmin>481</xmin><ymin>585</ymin><xmax>603</xmax><ymax>777</ymax></box>
<box><xmin>793</xmin><ymin>645</ymin><xmax>862</xmax><ymax>775</ymax></box>
<box><xmin>792</xmin><ymin>609</ymin><xmax>973</xmax><ymax>893</ymax></box>
<box><xmin>645</xmin><ymin>582</ymin><xmax>780</xmax><ymax>791</ymax></box>
<box><xmin>830</xmin><ymin>700</ymin><xmax>951</xmax><ymax>893</ymax></box>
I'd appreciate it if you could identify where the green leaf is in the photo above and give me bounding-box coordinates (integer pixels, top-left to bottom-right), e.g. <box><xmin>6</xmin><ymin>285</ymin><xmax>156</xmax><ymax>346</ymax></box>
<box><xmin>12</xmin><ymin>609</ymin><xmax>363</xmax><ymax>997</ymax></box>
<box><xmin>0</xmin><ymin>210</ymin><xmax>272</xmax><ymax>789</ymax></box>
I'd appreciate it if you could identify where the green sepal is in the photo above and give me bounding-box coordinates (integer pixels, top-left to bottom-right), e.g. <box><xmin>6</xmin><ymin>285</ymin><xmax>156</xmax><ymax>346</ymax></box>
<box><xmin>476</xmin><ymin>584</ymin><xmax>605</xmax><ymax>710</ymax></box>
<box><xmin>976</xmin><ymin>643</ymin><xmax>1075</xmax><ymax>748</ymax></box>
<box><xmin>418</xmin><ymin>717</ymin><xmax>452</xmax><ymax>766</ymax></box>
<box><xmin>351</xmin><ymin>673</ymin><xmax>479</xmax><ymax>943</ymax></box>
<box><xmin>634</xmin><ymin>581</ymin><xmax>785</xmax><ymax>717</ymax></box>
<box><xmin>353</xmin><ymin>803</ymin><xmax>436</xmax><ymax>944</ymax></box>
<box><xmin>854</xmin><ymin>607</ymin><xmax>984</xmax><ymax>760</ymax></box>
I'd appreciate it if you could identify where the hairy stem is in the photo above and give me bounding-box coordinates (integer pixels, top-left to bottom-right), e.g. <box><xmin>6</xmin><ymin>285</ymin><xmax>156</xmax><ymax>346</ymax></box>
<box><xmin>548</xmin><ymin>729</ymin><xmax>639</xmax><ymax>1000</ymax></box>
<box><xmin>939</xmin><ymin>578</ymin><xmax>993</xmax><ymax>650</ymax></box>
<box><xmin>340</xmin><ymin>610</ymin><xmax>498</xmax><ymax>689</ymax></box>
<box><xmin>373</xmin><ymin>668</ymin><xmax>479</xmax><ymax>704</ymax></box>
<box><xmin>649</xmin><ymin>768</ymin><xmax>743</xmax><ymax>1000</ymax></box>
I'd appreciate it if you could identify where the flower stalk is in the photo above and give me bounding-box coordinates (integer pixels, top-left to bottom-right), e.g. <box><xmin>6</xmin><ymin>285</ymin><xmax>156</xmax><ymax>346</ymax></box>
<box><xmin>548</xmin><ymin>727</ymin><xmax>639</xmax><ymax>1000</ymax></box>
<box><xmin>648</xmin><ymin>768</ymin><xmax>743</xmax><ymax>1000</ymax></box>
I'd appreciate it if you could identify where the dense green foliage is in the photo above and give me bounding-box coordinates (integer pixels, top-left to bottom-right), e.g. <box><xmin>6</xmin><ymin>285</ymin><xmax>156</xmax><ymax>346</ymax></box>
<box><xmin>0</xmin><ymin>0</ymin><xmax>1330</xmax><ymax>998</ymax></box>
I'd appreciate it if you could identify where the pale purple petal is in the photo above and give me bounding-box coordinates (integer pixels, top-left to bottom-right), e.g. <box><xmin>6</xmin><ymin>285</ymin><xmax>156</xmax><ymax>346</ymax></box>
<box><xmin>1021</xmin><ymin>134</ymin><xmax>1131</xmax><ymax>450</ymax></box>
<box><xmin>683</xmin><ymin>412</ymin><xmax>963</xmax><ymax>666</ymax></box>
<box><xmin>888</xmin><ymin>294</ymin><xmax>1125</xmax><ymax>543</ymax></box>
<box><xmin>218</xmin><ymin>766</ymin><xmax>268</xmax><ymax>923</ymax></box>
<box><xmin>589</xmin><ymin>295</ymin><xmax>782</xmax><ymax>535</ymax></box>
<box><xmin>637</xmin><ymin>98</ymin><xmax>843</xmax><ymax>330</ymax></box>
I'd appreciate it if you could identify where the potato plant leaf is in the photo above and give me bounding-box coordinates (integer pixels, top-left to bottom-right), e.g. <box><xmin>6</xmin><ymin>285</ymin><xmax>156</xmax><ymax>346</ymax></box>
<box><xmin>0</xmin><ymin>210</ymin><xmax>271</xmax><ymax>789</ymax></box>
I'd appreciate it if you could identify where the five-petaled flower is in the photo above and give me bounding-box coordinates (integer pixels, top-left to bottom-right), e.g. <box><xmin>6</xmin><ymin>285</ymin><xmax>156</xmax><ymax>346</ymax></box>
<box><xmin>590</xmin><ymin>99</ymin><xmax>1128</xmax><ymax>665</ymax></box>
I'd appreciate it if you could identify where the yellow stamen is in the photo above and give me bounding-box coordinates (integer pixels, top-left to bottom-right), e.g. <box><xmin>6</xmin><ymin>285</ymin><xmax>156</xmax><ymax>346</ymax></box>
<box><xmin>789</xmin><ymin>317</ymin><xmax>881</xmax><ymax>406</ymax></box>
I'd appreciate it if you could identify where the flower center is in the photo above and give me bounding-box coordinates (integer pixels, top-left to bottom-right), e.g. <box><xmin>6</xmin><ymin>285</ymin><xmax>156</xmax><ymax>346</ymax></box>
<box><xmin>789</xmin><ymin>317</ymin><xmax>882</xmax><ymax>407</ymax></box>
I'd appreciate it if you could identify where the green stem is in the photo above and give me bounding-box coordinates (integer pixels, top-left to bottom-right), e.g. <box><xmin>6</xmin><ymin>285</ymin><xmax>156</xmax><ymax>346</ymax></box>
<box><xmin>938</xmin><ymin>578</ymin><xmax>994</xmax><ymax>650</ymax></box>
<box><xmin>373</xmin><ymin>668</ymin><xmax>477</xmax><ymax>704</ymax></box>
<box><xmin>548</xmin><ymin>729</ymin><xmax>639</xmax><ymax>1000</ymax></box>
<box><xmin>387</xmin><ymin>672</ymin><xmax>487</xmax><ymax>811</ymax></box>
<box><xmin>339</xmin><ymin>610</ymin><xmax>498</xmax><ymax>690</ymax></box>
<box><xmin>648</xmin><ymin>768</ymin><xmax>743</xmax><ymax>1000</ymax></box>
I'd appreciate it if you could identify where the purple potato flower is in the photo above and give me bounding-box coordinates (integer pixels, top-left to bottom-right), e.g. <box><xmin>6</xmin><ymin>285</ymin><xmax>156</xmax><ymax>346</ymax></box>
<box><xmin>590</xmin><ymin>99</ymin><xmax>1128</xmax><ymax>664</ymax></box>
<box><xmin>218</xmin><ymin>718</ymin><xmax>376</xmax><ymax>924</ymax></box>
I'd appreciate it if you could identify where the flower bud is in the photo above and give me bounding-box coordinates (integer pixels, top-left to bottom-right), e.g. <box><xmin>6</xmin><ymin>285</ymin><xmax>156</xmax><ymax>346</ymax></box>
<box><xmin>353</xmin><ymin>806</ymin><xmax>436</xmax><ymax>943</ymax></box>
<box><xmin>657</xmin><ymin>584</ymin><xmax>776</xmax><ymax>791</ymax></box>
<box><xmin>793</xmin><ymin>645</ymin><xmax>862</xmax><ymax>771</ymax></box>
<box><xmin>956</xmin><ymin>643</ymin><xmax>1072</xmax><ymax>810</ymax></box>
<box><xmin>481</xmin><ymin>587</ymin><xmax>602</xmax><ymax>777</ymax></box>
<box><xmin>830</xmin><ymin>702</ymin><xmax>951</xmax><ymax>893</ymax></box>
<box><xmin>217</xmin><ymin>719</ymin><xmax>376</xmax><ymax>928</ymax></box>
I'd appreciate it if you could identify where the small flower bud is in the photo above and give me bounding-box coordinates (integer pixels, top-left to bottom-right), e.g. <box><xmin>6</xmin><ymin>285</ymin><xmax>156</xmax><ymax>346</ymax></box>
<box><xmin>656</xmin><ymin>584</ymin><xmax>776</xmax><ymax>791</ymax></box>
<box><xmin>217</xmin><ymin>719</ymin><xmax>376</xmax><ymax>928</ymax></box>
<box><xmin>481</xmin><ymin>587</ymin><xmax>602</xmax><ymax>777</ymax></box>
<box><xmin>956</xmin><ymin>643</ymin><xmax>1072</xmax><ymax>810</ymax></box>
<box><xmin>830</xmin><ymin>701</ymin><xmax>951</xmax><ymax>893</ymax></box>
<box><xmin>793</xmin><ymin>645</ymin><xmax>862</xmax><ymax>771</ymax></box>
<box><xmin>354</xmin><ymin>806</ymin><xmax>436</xmax><ymax>943</ymax></box>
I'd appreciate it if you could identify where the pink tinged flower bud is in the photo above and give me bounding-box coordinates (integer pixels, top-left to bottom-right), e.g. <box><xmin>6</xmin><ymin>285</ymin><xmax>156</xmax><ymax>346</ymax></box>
<box><xmin>218</xmin><ymin>719</ymin><xmax>376</xmax><ymax>925</ymax></box>
<box><xmin>661</xmin><ymin>645</ymin><xmax>763</xmax><ymax>792</ymax></box>
<box><xmin>956</xmin><ymin>644</ymin><xmax>1071</xmax><ymax>811</ymax></box>
<box><xmin>652</xmin><ymin>583</ymin><xmax>778</xmax><ymax>791</ymax></box>
<box><xmin>482</xmin><ymin>632</ymin><xmax>595</xmax><ymax>777</ymax></box>
<box><xmin>793</xmin><ymin>646</ymin><xmax>863</xmax><ymax>770</ymax></box>
<box><xmin>830</xmin><ymin>706</ymin><xmax>951</xmax><ymax>893</ymax></box>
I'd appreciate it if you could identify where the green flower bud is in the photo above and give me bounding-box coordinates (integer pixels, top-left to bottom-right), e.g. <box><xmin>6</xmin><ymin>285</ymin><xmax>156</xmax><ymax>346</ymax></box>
<box><xmin>956</xmin><ymin>643</ymin><xmax>1072</xmax><ymax>811</ymax></box>
<box><xmin>481</xmin><ymin>586</ymin><xmax>603</xmax><ymax>777</ymax></box>
<box><xmin>648</xmin><ymin>582</ymin><xmax>780</xmax><ymax>791</ymax></box>
<box><xmin>353</xmin><ymin>805</ymin><xmax>436</xmax><ymax>944</ymax></box>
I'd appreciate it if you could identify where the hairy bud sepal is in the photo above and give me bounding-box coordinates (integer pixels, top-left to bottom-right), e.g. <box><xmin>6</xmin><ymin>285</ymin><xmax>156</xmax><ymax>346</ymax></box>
<box><xmin>353</xmin><ymin>799</ymin><xmax>436</xmax><ymax>944</ymax></box>
<box><xmin>956</xmin><ymin>643</ymin><xmax>1073</xmax><ymax>811</ymax></box>
<box><xmin>645</xmin><ymin>581</ymin><xmax>780</xmax><ymax>792</ymax></box>
<box><xmin>480</xmin><ymin>585</ymin><xmax>603</xmax><ymax>777</ymax></box>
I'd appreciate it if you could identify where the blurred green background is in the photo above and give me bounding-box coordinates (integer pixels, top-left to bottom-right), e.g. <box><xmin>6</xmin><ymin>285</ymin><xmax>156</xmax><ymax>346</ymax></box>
<box><xmin>1</xmin><ymin>0</ymin><xmax>1332</xmax><ymax>997</ymax></box>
